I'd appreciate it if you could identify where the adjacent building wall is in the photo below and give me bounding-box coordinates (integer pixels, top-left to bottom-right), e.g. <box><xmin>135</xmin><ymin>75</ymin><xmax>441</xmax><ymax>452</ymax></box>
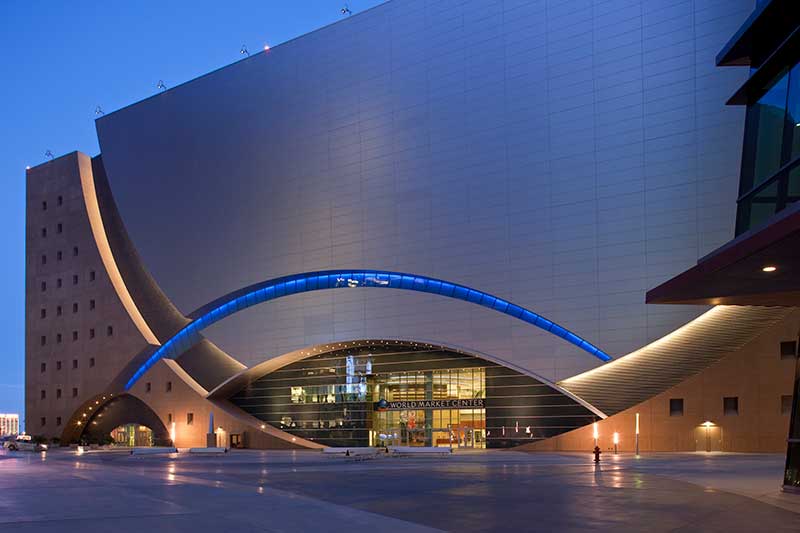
<box><xmin>25</xmin><ymin>153</ymin><xmax>146</xmax><ymax>439</ymax></box>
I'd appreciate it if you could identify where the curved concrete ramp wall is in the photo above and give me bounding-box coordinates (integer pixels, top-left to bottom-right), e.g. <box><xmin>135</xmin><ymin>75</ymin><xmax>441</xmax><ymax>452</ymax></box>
<box><xmin>559</xmin><ymin>306</ymin><xmax>795</xmax><ymax>416</ymax></box>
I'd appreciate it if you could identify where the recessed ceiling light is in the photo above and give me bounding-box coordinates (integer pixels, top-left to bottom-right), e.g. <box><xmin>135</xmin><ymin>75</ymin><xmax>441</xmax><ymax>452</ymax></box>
<box><xmin>762</xmin><ymin>265</ymin><xmax>777</xmax><ymax>273</ymax></box>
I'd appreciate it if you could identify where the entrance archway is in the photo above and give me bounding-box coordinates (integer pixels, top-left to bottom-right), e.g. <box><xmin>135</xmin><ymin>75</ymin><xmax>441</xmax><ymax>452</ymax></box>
<box><xmin>79</xmin><ymin>394</ymin><xmax>170</xmax><ymax>446</ymax></box>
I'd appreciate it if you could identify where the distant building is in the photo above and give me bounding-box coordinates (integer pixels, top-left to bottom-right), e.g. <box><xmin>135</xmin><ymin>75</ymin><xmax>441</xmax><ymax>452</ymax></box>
<box><xmin>0</xmin><ymin>414</ymin><xmax>20</xmax><ymax>436</ymax></box>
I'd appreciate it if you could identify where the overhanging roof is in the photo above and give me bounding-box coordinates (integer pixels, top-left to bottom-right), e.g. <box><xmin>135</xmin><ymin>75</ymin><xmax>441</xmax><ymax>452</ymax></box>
<box><xmin>647</xmin><ymin>202</ymin><xmax>800</xmax><ymax>306</ymax></box>
<box><xmin>716</xmin><ymin>0</ymin><xmax>798</xmax><ymax>67</ymax></box>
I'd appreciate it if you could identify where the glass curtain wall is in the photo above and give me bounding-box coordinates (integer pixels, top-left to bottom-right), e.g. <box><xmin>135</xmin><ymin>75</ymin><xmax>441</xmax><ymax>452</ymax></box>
<box><xmin>737</xmin><ymin>61</ymin><xmax>800</xmax><ymax>234</ymax></box>
<box><xmin>229</xmin><ymin>341</ymin><xmax>596</xmax><ymax>448</ymax></box>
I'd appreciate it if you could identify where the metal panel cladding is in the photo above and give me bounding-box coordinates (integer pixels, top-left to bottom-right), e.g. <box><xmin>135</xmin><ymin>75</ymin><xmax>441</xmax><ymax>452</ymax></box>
<box><xmin>95</xmin><ymin>0</ymin><xmax>753</xmax><ymax>381</ymax></box>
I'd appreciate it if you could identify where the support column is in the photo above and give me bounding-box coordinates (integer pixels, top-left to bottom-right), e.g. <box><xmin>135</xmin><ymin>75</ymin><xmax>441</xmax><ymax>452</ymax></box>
<box><xmin>783</xmin><ymin>335</ymin><xmax>800</xmax><ymax>492</ymax></box>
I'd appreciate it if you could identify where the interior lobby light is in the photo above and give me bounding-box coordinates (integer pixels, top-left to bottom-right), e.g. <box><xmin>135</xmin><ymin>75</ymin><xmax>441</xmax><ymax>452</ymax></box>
<box><xmin>762</xmin><ymin>265</ymin><xmax>777</xmax><ymax>273</ymax></box>
<box><xmin>703</xmin><ymin>421</ymin><xmax>714</xmax><ymax>427</ymax></box>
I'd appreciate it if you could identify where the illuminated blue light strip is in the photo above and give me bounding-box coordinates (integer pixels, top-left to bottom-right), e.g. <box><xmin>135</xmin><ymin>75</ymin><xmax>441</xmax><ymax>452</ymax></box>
<box><xmin>125</xmin><ymin>270</ymin><xmax>612</xmax><ymax>390</ymax></box>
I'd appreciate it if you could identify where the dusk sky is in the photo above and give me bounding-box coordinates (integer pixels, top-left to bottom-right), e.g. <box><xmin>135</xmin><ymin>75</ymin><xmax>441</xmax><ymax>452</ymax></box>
<box><xmin>0</xmin><ymin>0</ymin><xmax>385</xmax><ymax>425</ymax></box>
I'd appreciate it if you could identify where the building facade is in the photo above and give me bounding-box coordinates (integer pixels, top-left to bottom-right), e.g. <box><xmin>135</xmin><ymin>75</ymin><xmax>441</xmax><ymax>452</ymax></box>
<box><xmin>25</xmin><ymin>0</ymin><xmax>800</xmax><ymax>453</ymax></box>
<box><xmin>646</xmin><ymin>0</ymin><xmax>800</xmax><ymax>490</ymax></box>
<box><xmin>0</xmin><ymin>414</ymin><xmax>20</xmax><ymax>437</ymax></box>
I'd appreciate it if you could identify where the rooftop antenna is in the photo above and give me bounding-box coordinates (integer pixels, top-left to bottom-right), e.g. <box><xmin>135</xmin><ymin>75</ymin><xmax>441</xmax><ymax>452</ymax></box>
<box><xmin>240</xmin><ymin>44</ymin><xmax>250</xmax><ymax>57</ymax></box>
<box><xmin>95</xmin><ymin>106</ymin><xmax>104</xmax><ymax>116</ymax></box>
<box><xmin>157</xmin><ymin>80</ymin><xmax>167</xmax><ymax>91</ymax></box>
<box><xmin>341</xmin><ymin>4</ymin><xmax>352</xmax><ymax>15</ymax></box>
<box><xmin>44</xmin><ymin>150</ymin><xmax>54</xmax><ymax>161</ymax></box>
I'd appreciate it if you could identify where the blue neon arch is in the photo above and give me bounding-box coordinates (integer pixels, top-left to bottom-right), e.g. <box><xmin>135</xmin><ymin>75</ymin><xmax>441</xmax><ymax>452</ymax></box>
<box><xmin>125</xmin><ymin>270</ymin><xmax>612</xmax><ymax>390</ymax></box>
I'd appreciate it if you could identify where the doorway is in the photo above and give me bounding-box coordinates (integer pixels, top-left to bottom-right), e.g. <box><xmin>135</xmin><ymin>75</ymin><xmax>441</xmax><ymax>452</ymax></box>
<box><xmin>694</xmin><ymin>424</ymin><xmax>722</xmax><ymax>452</ymax></box>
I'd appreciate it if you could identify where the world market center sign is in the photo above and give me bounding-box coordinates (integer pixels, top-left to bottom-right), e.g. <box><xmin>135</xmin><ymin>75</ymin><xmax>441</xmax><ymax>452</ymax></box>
<box><xmin>374</xmin><ymin>398</ymin><xmax>485</xmax><ymax>411</ymax></box>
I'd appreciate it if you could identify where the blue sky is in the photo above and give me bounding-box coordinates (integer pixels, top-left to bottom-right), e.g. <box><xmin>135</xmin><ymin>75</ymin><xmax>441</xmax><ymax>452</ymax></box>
<box><xmin>0</xmin><ymin>0</ymin><xmax>385</xmax><ymax>427</ymax></box>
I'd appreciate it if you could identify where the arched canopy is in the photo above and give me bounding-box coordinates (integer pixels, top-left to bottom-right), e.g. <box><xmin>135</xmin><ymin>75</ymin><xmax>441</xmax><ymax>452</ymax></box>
<box><xmin>125</xmin><ymin>270</ymin><xmax>612</xmax><ymax>390</ymax></box>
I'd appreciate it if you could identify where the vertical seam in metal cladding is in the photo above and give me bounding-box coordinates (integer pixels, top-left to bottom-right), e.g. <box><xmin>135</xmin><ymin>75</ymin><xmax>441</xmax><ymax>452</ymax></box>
<box><xmin>77</xmin><ymin>155</ymin><xmax>160</xmax><ymax>346</ymax></box>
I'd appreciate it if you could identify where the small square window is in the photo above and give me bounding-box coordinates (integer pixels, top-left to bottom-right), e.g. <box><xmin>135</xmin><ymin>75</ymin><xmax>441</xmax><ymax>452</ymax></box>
<box><xmin>57</xmin><ymin>195</ymin><xmax>63</xmax><ymax>206</ymax></box>
<box><xmin>56</xmin><ymin>333</ymin><xmax>62</xmax><ymax>344</ymax></box>
<box><xmin>89</xmin><ymin>357</ymin><xmax>95</xmax><ymax>367</ymax></box>
<box><xmin>40</xmin><ymin>335</ymin><xmax>46</xmax><ymax>346</ymax></box>
<box><xmin>40</xmin><ymin>308</ymin><xmax>46</xmax><ymax>319</ymax></box>
<box><xmin>782</xmin><ymin>395</ymin><xmax>794</xmax><ymax>415</ymax></box>
<box><xmin>57</xmin><ymin>251</ymin><xmax>62</xmax><ymax>261</ymax></box>
<box><xmin>72</xmin><ymin>331</ymin><xmax>78</xmax><ymax>342</ymax></box>
<box><xmin>781</xmin><ymin>341</ymin><xmax>797</xmax><ymax>360</ymax></box>
<box><xmin>40</xmin><ymin>417</ymin><xmax>46</xmax><ymax>427</ymax></box>
<box><xmin>57</xmin><ymin>223</ymin><xmax>62</xmax><ymax>233</ymax></box>
<box><xmin>73</xmin><ymin>246</ymin><xmax>78</xmax><ymax>257</ymax></box>
<box><xmin>669</xmin><ymin>398</ymin><xmax>684</xmax><ymax>416</ymax></box>
<box><xmin>107</xmin><ymin>325</ymin><xmax>113</xmax><ymax>337</ymax></box>
<box><xmin>40</xmin><ymin>390</ymin><xmax>46</xmax><ymax>400</ymax></box>
<box><xmin>89</xmin><ymin>328</ymin><xmax>95</xmax><ymax>339</ymax></box>
<box><xmin>41</xmin><ymin>255</ymin><xmax>46</xmax><ymax>265</ymax></box>
<box><xmin>41</xmin><ymin>227</ymin><xmax>47</xmax><ymax>238</ymax></box>
<box><xmin>40</xmin><ymin>362</ymin><xmax>46</xmax><ymax>373</ymax></box>
<box><xmin>56</xmin><ymin>361</ymin><xmax>62</xmax><ymax>370</ymax></box>
<box><xmin>72</xmin><ymin>302</ymin><xmax>78</xmax><ymax>313</ymax></box>
<box><xmin>72</xmin><ymin>275</ymin><xmax>78</xmax><ymax>285</ymax></box>
<box><xmin>72</xmin><ymin>387</ymin><xmax>78</xmax><ymax>397</ymax></box>
<box><xmin>146</xmin><ymin>382</ymin><xmax>151</xmax><ymax>393</ymax></box>
<box><xmin>56</xmin><ymin>416</ymin><xmax>62</xmax><ymax>426</ymax></box>
<box><xmin>56</xmin><ymin>305</ymin><xmax>62</xmax><ymax>316</ymax></box>
<box><xmin>41</xmin><ymin>281</ymin><xmax>46</xmax><ymax>292</ymax></box>
<box><xmin>166</xmin><ymin>381</ymin><xmax>172</xmax><ymax>393</ymax></box>
<box><xmin>56</xmin><ymin>388</ymin><xmax>61</xmax><ymax>399</ymax></box>
<box><xmin>56</xmin><ymin>278</ymin><xmax>62</xmax><ymax>288</ymax></box>
<box><xmin>723</xmin><ymin>396</ymin><xmax>739</xmax><ymax>416</ymax></box>
<box><xmin>89</xmin><ymin>270</ymin><xmax>96</xmax><ymax>282</ymax></box>
<box><xmin>187</xmin><ymin>413</ymin><xmax>194</xmax><ymax>425</ymax></box>
<box><xmin>72</xmin><ymin>359</ymin><xmax>78</xmax><ymax>369</ymax></box>
<box><xmin>42</xmin><ymin>201</ymin><xmax>47</xmax><ymax>211</ymax></box>
<box><xmin>89</xmin><ymin>299</ymin><xmax>96</xmax><ymax>310</ymax></box>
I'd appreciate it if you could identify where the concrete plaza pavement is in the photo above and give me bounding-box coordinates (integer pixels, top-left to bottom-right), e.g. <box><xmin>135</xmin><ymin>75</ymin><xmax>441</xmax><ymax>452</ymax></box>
<box><xmin>0</xmin><ymin>448</ymin><xmax>798</xmax><ymax>532</ymax></box>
